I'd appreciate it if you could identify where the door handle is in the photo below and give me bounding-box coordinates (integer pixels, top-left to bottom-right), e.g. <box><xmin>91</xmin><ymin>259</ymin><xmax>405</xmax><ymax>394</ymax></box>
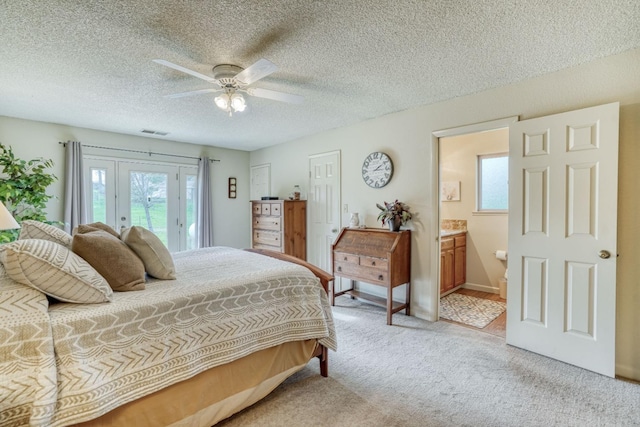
<box><xmin>599</xmin><ymin>250</ymin><xmax>611</xmax><ymax>259</ymax></box>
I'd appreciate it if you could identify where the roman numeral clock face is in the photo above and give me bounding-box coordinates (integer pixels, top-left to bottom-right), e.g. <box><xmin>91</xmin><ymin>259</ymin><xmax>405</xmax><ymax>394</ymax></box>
<box><xmin>362</xmin><ymin>152</ymin><xmax>393</xmax><ymax>188</ymax></box>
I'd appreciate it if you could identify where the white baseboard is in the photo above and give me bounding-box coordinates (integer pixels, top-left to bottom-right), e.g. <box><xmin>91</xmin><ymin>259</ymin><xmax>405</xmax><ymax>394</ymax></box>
<box><xmin>462</xmin><ymin>282</ymin><xmax>499</xmax><ymax>294</ymax></box>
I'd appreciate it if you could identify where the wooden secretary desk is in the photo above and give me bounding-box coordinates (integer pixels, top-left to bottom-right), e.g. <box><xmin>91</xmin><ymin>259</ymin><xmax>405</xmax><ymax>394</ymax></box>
<box><xmin>331</xmin><ymin>228</ymin><xmax>411</xmax><ymax>325</ymax></box>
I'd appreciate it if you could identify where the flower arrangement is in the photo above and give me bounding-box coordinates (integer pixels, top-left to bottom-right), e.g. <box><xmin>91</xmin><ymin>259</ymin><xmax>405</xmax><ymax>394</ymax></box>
<box><xmin>376</xmin><ymin>200</ymin><xmax>412</xmax><ymax>231</ymax></box>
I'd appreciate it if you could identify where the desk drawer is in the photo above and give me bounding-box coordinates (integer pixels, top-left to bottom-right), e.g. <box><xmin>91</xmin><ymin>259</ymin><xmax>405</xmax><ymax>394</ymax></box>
<box><xmin>334</xmin><ymin>262</ymin><xmax>388</xmax><ymax>285</ymax></box>
<box><xmin>253</xmin><ymin>216</ymin><xmax>281</xmax><ymax>231</ymax></box>
<box><xmin>253</xmin><ymin>230</ymin><xmax>282</xmax><ymax>248</ymax></box>
<box><xmin>334</xmin><ymin>252</ymin><xmax>359</xmax><ymax>265</ymax></box>
<box><xmin>359</xmin><ymin>256</ymin><xmax>387</xmax><ymax>270</ymax></box>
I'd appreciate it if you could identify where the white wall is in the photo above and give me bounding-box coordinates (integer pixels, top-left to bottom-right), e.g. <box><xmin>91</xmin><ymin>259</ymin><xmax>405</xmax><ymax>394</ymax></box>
<box><xmin>440</xmin><ymin>129</ymin><xmax>509</xmax><ymax>293</ymax></box>
<box><xmin>250</xmin><ymin>48</ymin><xmax>640</xmax><ymax>380</ymax></box>
<box><xmin>0</xmin><ymin>117</ymin><xmax>251</xmax><ymax>249</ymax></box>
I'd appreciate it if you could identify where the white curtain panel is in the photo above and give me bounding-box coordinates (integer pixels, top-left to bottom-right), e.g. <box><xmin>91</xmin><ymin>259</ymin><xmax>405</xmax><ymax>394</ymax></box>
<box><xmin>196</xmin><ymin>156</ymin><xmax>214</xmax><ymax>247</ymax></box>
<box><xmin>63</xmin><ymin>141</ymin><xmax>87</xmax><ymax>233</ymax></box>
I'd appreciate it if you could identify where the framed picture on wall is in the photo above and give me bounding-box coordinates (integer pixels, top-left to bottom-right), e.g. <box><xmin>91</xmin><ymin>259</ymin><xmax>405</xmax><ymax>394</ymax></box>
<box><xmin>228</xmin><ymin>177</ymin><xmax>237</xmax><ymax>199</ymax></box>
<box><xmin>441</xmin><ymin>181</ymin><xmax>460</xmax><ymax>201</ymax></box>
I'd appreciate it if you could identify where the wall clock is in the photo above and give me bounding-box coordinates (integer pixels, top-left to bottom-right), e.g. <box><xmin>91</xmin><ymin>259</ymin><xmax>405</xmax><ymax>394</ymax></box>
<box><xmin>362</xmin><ymin>152</ymin><xmax>393</xmax><ymax>188</ymax></box>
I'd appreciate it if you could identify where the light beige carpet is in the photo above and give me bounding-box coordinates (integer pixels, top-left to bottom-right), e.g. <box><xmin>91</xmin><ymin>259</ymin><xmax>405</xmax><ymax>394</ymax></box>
<box><xmin>439</xmin><ymin>292</ymin><xmax>506</xmax><ymax>328</ymax></box>
<box><xmin>218</xmin><ymin>297</ymin><xmax>639</xmax><ymax>427</ymax></box>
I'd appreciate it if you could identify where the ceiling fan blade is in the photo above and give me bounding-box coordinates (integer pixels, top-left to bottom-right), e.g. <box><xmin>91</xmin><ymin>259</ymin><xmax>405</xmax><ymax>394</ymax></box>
<box><xmin>247</xmin><ymin>87</ymin><xmax>304</xmax><ymax>104</ymax></box>
<box><xmin>234</xmin><ymin>59</ymin><xmax>278</xmax><ymax>85</ymax></box>
<box><xmin>164</xmin><ymin>88</ymin><xmax>221</xmax><ymax>99</ymax></box>
<box><xmin>153</xmin><ymin>59</ymin><xmax>217</xmax><ymax>84</ymax></box>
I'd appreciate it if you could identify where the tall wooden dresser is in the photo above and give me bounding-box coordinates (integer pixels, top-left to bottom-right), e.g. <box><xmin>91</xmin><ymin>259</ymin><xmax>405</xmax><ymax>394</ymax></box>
<box><xmin>332</xmin><ymin>228</ymin><xmax>411</xmax><ymax>325</ymax></box>
<box><xmin>251</xmin><ymin>200</ymin><xmax>307</xmax><ymax>260</ymax></box>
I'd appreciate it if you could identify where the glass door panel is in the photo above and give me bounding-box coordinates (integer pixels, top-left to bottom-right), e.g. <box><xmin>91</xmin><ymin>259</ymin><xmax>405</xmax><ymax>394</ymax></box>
<box><xmin>84</xmin><ymin>158</ymin><xmax>116</xmax><ymax>228</ymax></box>
<box><xmin>118</xmin><ymin>162</ymin><xmax>179</xmax><ymax>251</ymax></box>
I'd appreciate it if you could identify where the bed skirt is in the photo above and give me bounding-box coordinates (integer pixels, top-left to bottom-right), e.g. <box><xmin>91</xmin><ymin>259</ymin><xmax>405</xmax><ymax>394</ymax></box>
<box><xmin>73</xmin><ymin>339</ymin><xmax>318</xmax><ymax>427</ymax></box>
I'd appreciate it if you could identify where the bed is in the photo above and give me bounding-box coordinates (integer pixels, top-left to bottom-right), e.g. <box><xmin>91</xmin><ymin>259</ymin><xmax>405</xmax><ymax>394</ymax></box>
<box><xmin>0</xmin><ymin>228</ymin><xmax>336</xmax><ymax>427</ymax></box>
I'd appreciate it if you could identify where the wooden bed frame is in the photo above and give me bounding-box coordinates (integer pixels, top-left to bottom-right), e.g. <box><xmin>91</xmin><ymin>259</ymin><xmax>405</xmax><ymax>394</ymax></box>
<box><xmin>244</xmin><ymin>248</ymin><xmax>332</xmax><ymax>377</ymax></box>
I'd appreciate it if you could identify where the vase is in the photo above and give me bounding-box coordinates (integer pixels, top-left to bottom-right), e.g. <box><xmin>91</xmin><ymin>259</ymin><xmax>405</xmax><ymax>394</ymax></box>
<box><xmin>388</xmin><ymin>217</ymin><xmax>402</xmax><ymax>232</ymax></box>
<box><xmin>349</xmin><ymin>212</ymin><xmax>360</xmax><ymax>228</ymax></box>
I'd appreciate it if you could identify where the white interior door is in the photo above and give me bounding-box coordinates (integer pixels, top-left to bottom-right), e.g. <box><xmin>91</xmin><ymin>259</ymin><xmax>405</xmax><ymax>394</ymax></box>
<box><xmin>308</xmin><ymin>151</ymin><xmax>341</xmax><ymax>274</ymax></box>
<box><xmin>507</xmin><ymin>102</ymin><xmax>619</xmax><ymax>377</ymax></box>
<box><xmin>250</xmin><ymin>164</ymin><xmax>270</xmax><ymax>200</ymax></box>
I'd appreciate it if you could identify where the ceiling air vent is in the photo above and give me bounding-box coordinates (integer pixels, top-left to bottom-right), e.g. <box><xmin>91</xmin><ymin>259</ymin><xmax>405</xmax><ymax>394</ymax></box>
<box><xmin>140</xmin><ymin>129</ymin><xmax>169</xmax><ymax>136</ymax></box>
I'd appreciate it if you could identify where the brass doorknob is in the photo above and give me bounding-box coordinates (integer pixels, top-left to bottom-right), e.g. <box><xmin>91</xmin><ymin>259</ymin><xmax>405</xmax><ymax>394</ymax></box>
<box><xmin>599</xmin><ymin>250</ymin><xmax>611</xmax><ymax>259</ymax></box>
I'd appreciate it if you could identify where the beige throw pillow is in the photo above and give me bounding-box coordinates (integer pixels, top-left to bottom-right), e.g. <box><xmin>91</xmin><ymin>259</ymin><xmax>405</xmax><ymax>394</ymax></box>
<box><xmin>72</xmin><ymin>230</ymin><xmax>146</xmax><ymax>291</ymax></box>
<box><xmin>0</xmin><ymin>239</ymin><xmax>112</xmax><ymax>303</ymax></box>
<box><xmin>121</xmin><ymin>226</ymin><xmax>176</xmax><ymax>280</ymax></box>
<box><xmin>19</xmin><ymin>220</ymin><xmax>72</xmax><ymax>248</ymax></box>
<box><xmin>75</xmin><ymin>222</ymin><xmax>120</xmax><ymax>238</ymax></box>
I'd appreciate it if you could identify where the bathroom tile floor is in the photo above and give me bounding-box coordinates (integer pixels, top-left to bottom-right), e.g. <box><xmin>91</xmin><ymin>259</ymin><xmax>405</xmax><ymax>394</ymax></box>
<box><xmin>441</xmin><ymin>288</ymin><xmax>506</xmax><ymax>338</ymax></box>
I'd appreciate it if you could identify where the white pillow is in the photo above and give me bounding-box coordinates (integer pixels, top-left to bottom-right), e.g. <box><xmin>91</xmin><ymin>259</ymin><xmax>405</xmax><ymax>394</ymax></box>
<box><xmin>0</xmin><ymin>239</ymin><xmax>112</xmax><ymax>303</ymax></box>
<box><xmin>19</xmin><ymin>220</ymin><xmax>72</xmax><ymax>248</ymax></box>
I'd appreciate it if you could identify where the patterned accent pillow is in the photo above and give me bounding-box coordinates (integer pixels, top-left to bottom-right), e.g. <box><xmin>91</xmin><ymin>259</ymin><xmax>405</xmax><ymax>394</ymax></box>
<box><xmin>72</xmin><ymin>230</ymin><xmax>146</xmax><ymax>291</ymax></box>
<box><xmin>121</xmin><ymin>226</ymin><xmax>176</xmax><ymax>280</ymax></box>
<box><xmin>0</xmin><ymin>239</ymin><xmax>112</xmax><ymax>303</ymax></box>
<box><xmin>19</xmin><ymin>220</ymin><xmax>72</xmax><ymax>248</ymax></box>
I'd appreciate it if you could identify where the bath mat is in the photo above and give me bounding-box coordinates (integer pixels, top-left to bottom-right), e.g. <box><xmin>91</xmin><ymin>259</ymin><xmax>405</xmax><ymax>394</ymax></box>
<box><xmin>439</xmin><ymin>293</ymin><xmax>506</xmax><ymax>329</ymax></box>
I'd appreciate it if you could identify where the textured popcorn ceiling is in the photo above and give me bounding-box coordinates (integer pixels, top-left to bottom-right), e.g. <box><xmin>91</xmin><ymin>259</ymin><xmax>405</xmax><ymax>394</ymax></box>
<box><xmin>1</xmin><ymin>1</ymin><xmax>639</xmax><ymax>151</ymax></box>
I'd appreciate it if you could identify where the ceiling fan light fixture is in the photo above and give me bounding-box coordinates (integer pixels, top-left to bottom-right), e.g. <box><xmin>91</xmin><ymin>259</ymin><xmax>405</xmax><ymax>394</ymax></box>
<box><xmin>214</xmin><ymin>93</ymin><xmax>230</xmax><ymax>110</ymax></box>
<box><xmin>230</xmin><ymin>93</ymin><xmax>246</xmax><ymax>112</ymax></box>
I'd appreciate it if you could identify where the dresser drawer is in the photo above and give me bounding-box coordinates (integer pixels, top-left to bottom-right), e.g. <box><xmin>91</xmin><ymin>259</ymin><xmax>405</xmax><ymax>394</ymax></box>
<box><xmin>359</xmin><ymin>256</ymin><xmax>387</xmax><ymax>270</ymax></box>
<box><xmin>253</xmin><ymin>216</ymin><xmax>281</xmax><ymax>231</ymax></box>
<box><xmin>252</xmin><ymin>243</ymin><xmax>283</xmax><ymax>252</ymax></box>
<box><xmin>454</xmin><ymin>234</ymin><xmax>466</xmax><ymax>247</ymax></box>
<box><xmin>334</xmin><ymin>252</ymin><xmax>359</xmax><ymax>265</ymax></box>
<box><xmin>270</xmin><ymin>203</ymin><xmax>281</xmax><ymax>215</ymax></box>
<box><xmin>252</xmin><ymin>203</ymin><xmax>263</xmax><ymax>215</ymax></box>
<box><xmin>253</xmin><ymin>230</ymin><xmax>282</xmax><ymax>247</ymax></box>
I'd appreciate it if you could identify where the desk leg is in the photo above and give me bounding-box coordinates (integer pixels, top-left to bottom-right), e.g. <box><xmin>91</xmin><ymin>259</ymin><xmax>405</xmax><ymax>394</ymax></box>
<box><xmin>386</xmin><ymin>285</ymin><xmax>393</xmax><ymax>325</ymax></box>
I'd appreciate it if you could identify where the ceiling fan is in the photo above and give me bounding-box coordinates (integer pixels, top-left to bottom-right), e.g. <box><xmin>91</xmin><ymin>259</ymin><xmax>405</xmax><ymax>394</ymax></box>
<box><xmin>153</xmin><ymin>58</ymin><xmax>303</xmax><ymax>116</ymax></box>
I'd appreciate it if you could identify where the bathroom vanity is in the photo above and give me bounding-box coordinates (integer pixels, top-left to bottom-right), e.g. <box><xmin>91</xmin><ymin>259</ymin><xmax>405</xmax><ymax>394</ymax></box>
<box><xmin>440</xmin><ymin>230</ymin><xmax>467</xmax><ymax>295</ymax></box>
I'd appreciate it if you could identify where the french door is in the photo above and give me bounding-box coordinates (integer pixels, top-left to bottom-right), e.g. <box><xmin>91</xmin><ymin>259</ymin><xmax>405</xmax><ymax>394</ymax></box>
<box><xmin>84</xmin><ymin>157</ymin><xmax>198</xmax><ymax>252</ymax></box>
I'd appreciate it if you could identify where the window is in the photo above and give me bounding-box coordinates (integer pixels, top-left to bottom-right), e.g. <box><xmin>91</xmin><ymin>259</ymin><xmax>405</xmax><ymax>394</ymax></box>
<box><xmin>477</xmin><ymin>153</ymin><xmax>508</xmax><ymax>212</ymax></box>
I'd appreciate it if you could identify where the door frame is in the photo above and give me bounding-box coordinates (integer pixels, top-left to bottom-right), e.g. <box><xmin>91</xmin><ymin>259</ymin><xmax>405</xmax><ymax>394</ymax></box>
<box><xmin>430</xmin><ymin>116</ymin><xmax>519</xmax><ymax>320</ymax></box>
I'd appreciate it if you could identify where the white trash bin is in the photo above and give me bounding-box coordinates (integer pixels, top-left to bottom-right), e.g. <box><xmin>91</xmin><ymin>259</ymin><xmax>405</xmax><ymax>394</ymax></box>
<box><xmin>498</xmin><ymin>278</ymin><xmax>507</xmax><ymax>299</ymax></box>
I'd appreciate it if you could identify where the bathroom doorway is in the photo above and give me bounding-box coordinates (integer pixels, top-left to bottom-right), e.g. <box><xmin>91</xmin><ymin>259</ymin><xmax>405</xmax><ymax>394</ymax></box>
<box><xmin>437</xmin><ymin>127</ymin><xmax>510</xmax><ymax>337</ymax></box>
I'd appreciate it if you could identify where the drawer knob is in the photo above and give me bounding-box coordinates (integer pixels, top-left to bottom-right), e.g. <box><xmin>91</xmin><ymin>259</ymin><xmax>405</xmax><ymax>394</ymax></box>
<box><xmin>343</xmin><ymin>256</ymin><xmax>348</xmax><ymax>261</ymax></box>
<box><xmin>371</xmin><ymin>261</ymin><xmax>376</xmax><ymax>266</ymax></box>
<box><xmin>337</xmin><ymin>266</ymin><xmax>342</xmax><ymax>272</ymax></box>
<box><xmin>378</xmin><ymin>275</ymin><xmax>383</xmax><ymax>280</ymax></box>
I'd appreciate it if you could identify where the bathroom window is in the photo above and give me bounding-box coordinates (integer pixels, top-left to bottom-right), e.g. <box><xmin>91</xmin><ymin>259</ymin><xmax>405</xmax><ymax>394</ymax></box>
<box><xmin>477</xmin><ymin>153</ymin><xmax>508</xmax><ymax>212</ymax></box>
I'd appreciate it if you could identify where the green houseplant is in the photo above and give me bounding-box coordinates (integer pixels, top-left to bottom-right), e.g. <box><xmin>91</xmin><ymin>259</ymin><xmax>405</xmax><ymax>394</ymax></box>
<box><xmin>376</xmin><ymin>199</ymin><xmax>412</xmax><ymax>231</ymax></box>
<box><xmin>0</xmin><ymin>143</ymin><xmax>57</xmax><ymax>243</ymax></box>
